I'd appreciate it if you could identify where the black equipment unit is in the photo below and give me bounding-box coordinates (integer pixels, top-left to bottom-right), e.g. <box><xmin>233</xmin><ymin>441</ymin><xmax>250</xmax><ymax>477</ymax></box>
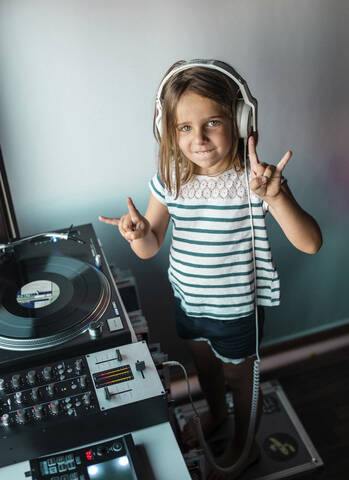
<box><xmin>29</xmin><ymin>433</ymin><xmax>143</xmax><ymax>480</ymax></box>
<box><xmin>0</xmin><ymin>223</ymin><xmax>133</xmax><ymax>374</ymax></box>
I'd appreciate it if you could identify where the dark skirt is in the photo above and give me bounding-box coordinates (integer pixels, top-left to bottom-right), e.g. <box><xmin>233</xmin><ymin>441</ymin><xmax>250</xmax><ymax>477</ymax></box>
<box><xmin>174</xmin><ymin>297</ymin><xmax>264</xmax><ymax>361</ymax></box>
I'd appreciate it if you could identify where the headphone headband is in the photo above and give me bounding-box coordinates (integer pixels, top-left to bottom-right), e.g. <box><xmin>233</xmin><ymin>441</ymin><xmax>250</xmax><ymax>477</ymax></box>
<box><xmin>155</xmin><ymin>59</ymin><xmax>258</xmax><ymax>139</ymax></box>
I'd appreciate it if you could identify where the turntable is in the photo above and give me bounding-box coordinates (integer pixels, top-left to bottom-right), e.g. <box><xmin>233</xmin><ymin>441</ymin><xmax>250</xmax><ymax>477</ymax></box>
<box><xmin>0</xmin><ymin>223</ymin><xmax>135</xmax><ymax>374</ymax></box>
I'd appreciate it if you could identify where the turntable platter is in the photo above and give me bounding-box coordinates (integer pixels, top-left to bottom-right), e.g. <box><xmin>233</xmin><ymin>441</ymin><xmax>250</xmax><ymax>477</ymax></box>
<box><xmin>0</xmin><ymin>256</ymin><xmax>111</xmax><ymax>350</ymax></box>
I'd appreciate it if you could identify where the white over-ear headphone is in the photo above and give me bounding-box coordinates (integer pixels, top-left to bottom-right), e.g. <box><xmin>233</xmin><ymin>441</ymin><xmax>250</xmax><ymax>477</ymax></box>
<box><xmin>155</xmin><ymin>59</ymin><xmax>258</xmax><ymax>140</ymax></box>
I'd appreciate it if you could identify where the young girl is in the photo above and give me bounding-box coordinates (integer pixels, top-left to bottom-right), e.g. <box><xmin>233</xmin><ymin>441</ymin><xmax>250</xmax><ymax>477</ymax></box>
<box><xmin>99</xmin><ymin>60</ymin><xmax>322</xmax><ymax>479</ymax></box>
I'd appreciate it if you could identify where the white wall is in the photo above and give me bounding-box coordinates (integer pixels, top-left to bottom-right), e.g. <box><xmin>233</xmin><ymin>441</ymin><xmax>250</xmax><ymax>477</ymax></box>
<box><xmin>1</xmin><ymin>0</ymin><xmax>348</xmax><ymax>362</ymax></box>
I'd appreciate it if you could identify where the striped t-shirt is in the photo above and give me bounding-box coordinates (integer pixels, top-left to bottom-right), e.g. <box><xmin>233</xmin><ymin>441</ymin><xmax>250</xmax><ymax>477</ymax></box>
<box><xmin>149</xmin><ymin>167</ymin><xmax>280</xmax><ymax>320</ymax></box>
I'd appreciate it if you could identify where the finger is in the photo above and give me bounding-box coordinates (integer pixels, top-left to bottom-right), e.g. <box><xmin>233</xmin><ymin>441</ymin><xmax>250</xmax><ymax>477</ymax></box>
<box><xmin>249</xmin><ymin>177</ymin><xmax>267</xmax><ymax>196</ymax></box>
<box><xmin>119</xmin><ymin>222</ymin><xmax>134</xmax><ymax>242</ymax></box>
<box><xmin>125</xmin><ymin>229</ymin><xmax>146</xmax><ymax>241</ymax></box>
<box><xmin>98</xmin><ymin>216</ymin><xmax>120</xmax><ymax>226</ymax></box>
<box><xmin>135</xmin><ymin>220</ymin><xmax>146</xmax><ymax>232</ymax></box>
<box><xmin>119</xmin><ymin>214</ymin><xmax>133</xmax><ymax>233</ymax></box>
<box><xmin>263</xmin><ymin>165</ymin><xmax>276</xmax><ymax>179</ymax></box>
<box><xmin>276</xmin><ymin>150</ymin><xmax>292</xmax><ymax>173</ymax></box>
<box><xmin>254</xmin><ymin>162</ymin><xmax>268</xmax><ymax>178</ymax></box>
<box><xmin>248</xmin><ymin>136</ymin><xmax>260</xmax><ymax>174</ymax></box>
<box><xmin>127</xmin><ymin>197</ymin><xmax>141</xmax><ymax>223</ymax></box>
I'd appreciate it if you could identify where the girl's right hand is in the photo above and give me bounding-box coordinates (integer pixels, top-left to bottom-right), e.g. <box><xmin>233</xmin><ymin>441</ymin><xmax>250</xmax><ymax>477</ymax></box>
<box><xmin>99</xmin><ymin>197</ymin><xmax>150</xmax><ymax>242</ymax></box>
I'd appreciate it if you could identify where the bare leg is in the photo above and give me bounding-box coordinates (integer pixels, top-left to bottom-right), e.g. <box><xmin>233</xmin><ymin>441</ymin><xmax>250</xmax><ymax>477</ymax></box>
<box><xmin>182</xmin><ymin>339</ymin><xmax>228</xmax><ymax>448</ymax></box>
<box><xmin>208</xmin><ymin>356</ymin><xmax>262</xmax><ymax>479</ymax></box>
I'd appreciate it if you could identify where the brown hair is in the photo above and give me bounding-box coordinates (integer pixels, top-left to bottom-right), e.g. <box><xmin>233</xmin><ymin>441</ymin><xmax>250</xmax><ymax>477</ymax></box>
<box><xmin>153</xmin><ymin>60</ymin><xmax>243</xmax><ymax>197</ymax></box>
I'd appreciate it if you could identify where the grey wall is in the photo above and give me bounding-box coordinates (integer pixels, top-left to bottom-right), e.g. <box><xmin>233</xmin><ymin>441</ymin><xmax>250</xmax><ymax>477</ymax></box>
<box><xmin>1</xmin><ymin>0</ymin><xmax>348</xmax><ymax>364</ymax></box>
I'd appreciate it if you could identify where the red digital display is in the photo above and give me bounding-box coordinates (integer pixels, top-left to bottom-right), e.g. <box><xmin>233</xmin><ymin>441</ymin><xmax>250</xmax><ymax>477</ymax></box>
<box><xmin>85</xmin><ymin>450</ymin><xmax>93</xmax><ymax>461</ymax></box>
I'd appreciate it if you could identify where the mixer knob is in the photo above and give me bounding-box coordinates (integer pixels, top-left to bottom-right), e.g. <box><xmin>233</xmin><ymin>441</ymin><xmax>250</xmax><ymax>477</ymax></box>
<box><xmin>49</xmin><ymin>400</ymin><xmax>60</xmax><ymax>415</ymax></box>
<box><xmin>47</xmin><ymin>383</ymin><xmax>55</xmax><ymax>396</ymax></box>
<box><xmin>15</xmin><ymin>391</ymin><xmax>23</xmax><ymax>404</ymax></box>
<box><xmin>1</xmin><ymin>413</ymin><xmax>10</xmax><ymax>426</ymax></box>
<box><xmin>27</xmin><ymin>370</ymin><xmax>37</xmax><ymax>385</ymax></box>
<box><xmin>74</xmin><ymin>359</ymin><xmax>83</xmax><ymax>373</ymax></box>
<box><xmin>33</xmin><ymin>405</ymin><xmax>45</xmax><ymax>420</ymax></box>
<box><xmin>97</xmin><ymin>446</ymin><xmax>107</xmax><ymax>457</ymax></box>
<box><xmin>82</xmin><ymin>392</ymin><xmax>91</xmax><ymax>406</ymax></box>
<box><xmin>43</xmin><ymin>366</ymin><xmax>53</xmax><ymax>381</ymax></box>
<box><xmin>31</xmin><ymin>387</ymin><xmax>40</xmax><ymax>401</ymax></box>
<box><xmin>16</xmin><ymin>409</ymin><xmax>27</xmax><ymax>424</ymax></box>
<box><xmin>11</xmin><ymin>374</ymin><xmax>21</xmax><ymax>389</ymax></box>
<box><xmin>111</xmin><ymin>441</ymin><xmax>122</xmax><ymax>452</ymax></box>
<box><xmin>88</xmin><ymin>320</ymin><xmax>103</xmax><ymax>339</ymax></box>
<box><xmin>80</xmin><ymin>375</ymin><xmax>87</xmax><ymax>388</ymax></box>
<box><xmin>0</xmin><ymin>378</ymin><xmax>5</xmax><ymax>391</ymax></box>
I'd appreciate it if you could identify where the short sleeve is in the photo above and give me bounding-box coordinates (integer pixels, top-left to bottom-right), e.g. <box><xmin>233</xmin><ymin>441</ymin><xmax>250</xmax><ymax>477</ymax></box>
<box><xmin>149</xmin><ymin>172</ymin><xmax>167</xmax><ymax>205</ymax></box>
<box><xmin>262</xmin><ymin>200</ymin><xmax>269</xmax><ymax>213</ymax></box>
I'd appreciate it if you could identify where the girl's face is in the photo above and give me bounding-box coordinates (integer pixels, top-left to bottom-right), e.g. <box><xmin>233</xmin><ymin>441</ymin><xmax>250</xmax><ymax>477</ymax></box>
<box><xmin>175</xmin><ymin>92</ymin><xmax>233</xmax><ymax>175</ymax></box>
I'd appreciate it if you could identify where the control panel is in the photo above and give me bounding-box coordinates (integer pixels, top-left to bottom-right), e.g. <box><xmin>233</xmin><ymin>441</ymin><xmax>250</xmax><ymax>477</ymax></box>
<box><xmin>86</xmin><ymin>340</ymin><xmax>165</xmax><ymax>411</ymax></box>
<box><xmin>0</xmin><ymin>341</ymin><xmax>168</xmax><ymax>468</ymax></box>
<box><xmin>0</xmin><ymin>356</ymin><xmax>96</xmax><ymax>428</ymax></box>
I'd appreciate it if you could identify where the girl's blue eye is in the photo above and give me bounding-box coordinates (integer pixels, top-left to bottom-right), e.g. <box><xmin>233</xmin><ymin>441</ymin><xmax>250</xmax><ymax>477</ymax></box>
<box><xmin>178</xmin><ymin>120</ymin><xmax>221</xmax><ymax>133</ymax></box>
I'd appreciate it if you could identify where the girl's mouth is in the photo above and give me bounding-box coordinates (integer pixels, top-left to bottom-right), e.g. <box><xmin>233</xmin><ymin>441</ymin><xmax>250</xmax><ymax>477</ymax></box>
<box><xmin>194</xmin><ymin>149</ymin><xmax>215</xmax><ymax>155</ymax></box>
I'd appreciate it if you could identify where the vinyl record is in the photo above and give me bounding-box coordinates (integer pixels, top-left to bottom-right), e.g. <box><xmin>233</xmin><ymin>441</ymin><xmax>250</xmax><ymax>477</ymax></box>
<box><xmin>0</xmin><ymin>256</ymin><xmax>111</xmax><ymax>350</ymax></box>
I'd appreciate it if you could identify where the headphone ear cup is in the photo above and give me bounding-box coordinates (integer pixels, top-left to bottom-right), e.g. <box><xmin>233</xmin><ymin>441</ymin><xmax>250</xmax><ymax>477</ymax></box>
<box><xmin>236</xmin><ymin>100</ymin><xmax>252</xmax><ymax>139</ymax></box>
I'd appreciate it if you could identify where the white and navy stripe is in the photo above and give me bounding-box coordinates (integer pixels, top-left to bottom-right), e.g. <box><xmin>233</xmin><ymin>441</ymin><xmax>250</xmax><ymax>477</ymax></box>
<box><xmin>149</xmin><ymin>170</ymin><xmax>280</xmax><ymax>320</ymax></box>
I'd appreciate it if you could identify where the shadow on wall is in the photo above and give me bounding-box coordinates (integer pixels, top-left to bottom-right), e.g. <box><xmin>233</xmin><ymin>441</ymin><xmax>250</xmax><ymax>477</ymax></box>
<box><xmin>264</xmin><ymin>216</ymin><xmax>349</xmax><ymax>346</ymax></box>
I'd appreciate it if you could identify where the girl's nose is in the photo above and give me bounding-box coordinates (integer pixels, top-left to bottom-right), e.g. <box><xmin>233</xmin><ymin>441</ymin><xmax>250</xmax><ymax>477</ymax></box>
<box><xmin>193</xmin><ymin>127</ymin><xmax>207</xmax><ymax>143</ymax></box>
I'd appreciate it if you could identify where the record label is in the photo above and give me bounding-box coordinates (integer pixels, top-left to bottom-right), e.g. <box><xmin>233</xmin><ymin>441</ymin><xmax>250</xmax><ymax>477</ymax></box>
<box><xmin>16</xmin><ymin>280</ymin><xmax>60</xmax><ymax>309</ymax></box>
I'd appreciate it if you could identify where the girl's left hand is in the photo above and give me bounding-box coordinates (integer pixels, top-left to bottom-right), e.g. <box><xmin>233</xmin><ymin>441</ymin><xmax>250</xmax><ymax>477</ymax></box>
<box><xmin>248</xmin><ymin>136</ymin><xmax>292</xmax><ymax>200</ymax></box>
